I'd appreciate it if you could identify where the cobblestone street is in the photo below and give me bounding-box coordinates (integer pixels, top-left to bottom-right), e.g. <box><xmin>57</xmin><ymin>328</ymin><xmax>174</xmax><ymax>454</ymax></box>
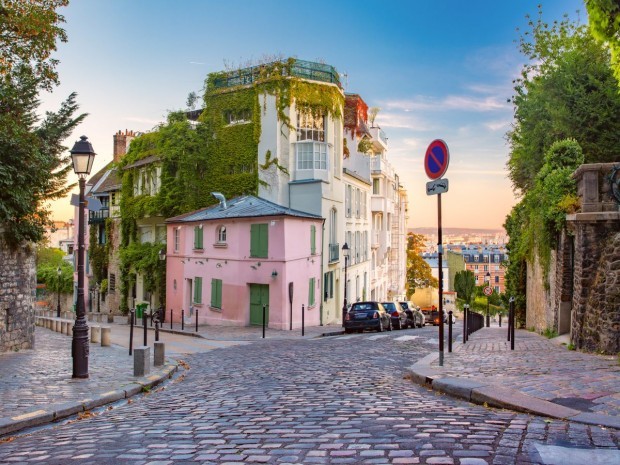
<box><xmin>0</xmin><ymin>327</ymin><xmax>617</xmax><ymax>464</ymax></box>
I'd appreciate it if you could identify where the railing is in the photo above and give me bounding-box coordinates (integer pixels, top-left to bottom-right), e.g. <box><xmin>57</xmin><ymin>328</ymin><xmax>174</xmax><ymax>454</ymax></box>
<box><xmin>210</xmin><ymin>59</ymin><xmax>341</xmax><ymax>90</ymax></box>
<box><xmin>328</xmin><ymin>243</ymin><xmax>339</xmax><ymax>263</ymax></box>
<box><xmin>370</xmin><ymin>156</ymin><xmax>395</xmax><ymax>179</ymax></box>
<box><xmin>88</xmin><ymin>208</ymin><xmax>109</xmax><ymax>224</ymax></box>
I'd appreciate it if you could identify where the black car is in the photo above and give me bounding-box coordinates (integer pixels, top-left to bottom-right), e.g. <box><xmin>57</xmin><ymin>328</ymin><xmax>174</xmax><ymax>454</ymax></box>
<box><xmin>382</xmin><ymin>301</ymin><xmax>409</xmax><ymax>330</ymax></box>
<box><xmin>399</xmin><ymin>301</ymin><xmax>424</xmax><ymax>328</ymax></box>
<box><xmin>344</xmin><ymin>301</ymin><xmax>392</xmax><ymax>333</ymax></box>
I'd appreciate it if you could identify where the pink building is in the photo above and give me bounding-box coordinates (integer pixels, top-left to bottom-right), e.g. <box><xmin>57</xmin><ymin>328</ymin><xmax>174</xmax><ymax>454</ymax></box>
<box><xmin>165</xmin><ymin>195</ymin><xmax>324</xmax><ymax>330</ymax></box>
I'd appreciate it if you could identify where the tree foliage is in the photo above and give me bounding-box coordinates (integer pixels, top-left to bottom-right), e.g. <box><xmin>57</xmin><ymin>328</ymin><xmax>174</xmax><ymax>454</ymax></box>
<box><xmin>507</xmin><ymin>7</ymin><xmax>620</xmax><ymax>193</ymax></box>
<box><xmin>454</xmin><ymin>270</ymin><xmax>475</xmax><ymax>305</ymax></box>
<box><xmin>586</xmin><ymin>0</ymin><xmax>620</xmax><ymax>85</ymax></box>
<box><xmin>0</xmin><ymin>0</ymin><xmax>85</xmax><ymax>247</ymax></box>
<box><xmin>35</xmin><ymin>246</ymin><xmax>73</xmax><ymax>293</ymax></box>
<box><xmin>405</xmin><ymin>233</ymin><xmax>438</xmax><ymax>293</ymax></box>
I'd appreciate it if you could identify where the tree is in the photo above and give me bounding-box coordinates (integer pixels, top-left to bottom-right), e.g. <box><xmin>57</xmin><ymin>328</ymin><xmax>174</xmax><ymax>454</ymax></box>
<box><xmin>0</xmin><ymin>0</ymin><xmax>85</xmax><ymax>247</ymax></box>
<box><xmin>586</xmin><ymin>0</ymin><xmax>620</xmax><ymax>85</ymax></box>
<box><xmin>35</xmin><ymin>246</ymin><xmax>73</xmax><ymax>293</ymax></box>
<box><xmin>454</xmin><ymin>270</ymin><xmax>475</xmax><ymax>305</ymax></box>
<box><xmin>405</xmin><ymin>233</ymin><xmax>438</xmax><ymax>293</ymax></box>
<box><xmin>507</xmin><ymin>7</ymin><xmax>620</xmax><ymax>193</ymax></box>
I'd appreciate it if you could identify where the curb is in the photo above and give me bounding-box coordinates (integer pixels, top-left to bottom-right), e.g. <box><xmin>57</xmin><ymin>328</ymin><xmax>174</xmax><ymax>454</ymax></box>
<box><xmin>405</xmin><ymin>351</ymin><xmax>620</xmax><ymax>430</ymax></box>
<box><xmin>0</xmin><ymin>362</ymin><xmax>178</xmax><ymax>438</ymax></box>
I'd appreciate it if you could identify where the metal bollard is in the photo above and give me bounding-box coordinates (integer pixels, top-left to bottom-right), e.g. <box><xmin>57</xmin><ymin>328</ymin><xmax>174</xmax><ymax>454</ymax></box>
<box><xmin>509</xmin><ymin>297</ymin><xmax>515</xmax><ymax>350</ymax></box>
<box><xmin>262</xmin><ymin>304</ymin><xmax>266</xmax><ymax>339</ymax></box>
<box><xmin>129</xmin><ymin>309</ymin><xmax>135</xmax><ymax>356</ymax></box>
<box><xmin>448</xmin><ymin>311</ymin><xmax>453</xmax><ymax>353</ymax></box>
<box><xmin>155</xmin><ymin>320</ymin><xmax>160</xmax><ymax>342</ymax></box>
<box><xmin>170</xmin><ymin>308</ymin><xmax>173</xmax><ymax>330</ymax></box>
<box><xmin>498</xmin><ymin>313</ymin><xmax>502</xmax><ymax>327</ymax></box>
<box><xmin>182</xmin><ymin>309</ymin><xmax>185</xmax><ymax>331</ymax></box>
<box><xmin>195</xmin><ymin>307</ymin><xmax>198</xmax><ymax>333</ymax></box>
<box><xmin>302</xmin><ymin>304</ymin><xmax>305</xmax><ymax>337</ymax></box>
<box><xmin>143</xmin><ymin>309</ymin><xmax>148</xmax><ymax>347</ymax></box>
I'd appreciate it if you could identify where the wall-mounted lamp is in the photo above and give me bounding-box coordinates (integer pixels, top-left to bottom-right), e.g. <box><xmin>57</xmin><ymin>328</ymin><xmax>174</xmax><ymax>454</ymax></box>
<box><xmin>216</xmin><ymin>263</ymin><xmax>222</xmax><ymax>268</ymax></box>
<box><xmin>271</xmin><ymin>270</ymin><xmax>278</xmax><ymax>278</ymax></box>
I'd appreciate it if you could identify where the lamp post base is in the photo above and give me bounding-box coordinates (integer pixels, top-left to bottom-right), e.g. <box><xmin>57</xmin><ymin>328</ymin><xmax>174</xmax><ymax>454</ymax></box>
<box><xmin>72</xmin><ymin>318</ymin><xmax>89</xmax><ymax>378</ymax></box>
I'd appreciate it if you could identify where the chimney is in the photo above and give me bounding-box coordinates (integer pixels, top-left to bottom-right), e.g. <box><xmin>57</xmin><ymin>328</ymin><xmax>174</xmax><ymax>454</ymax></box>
<box><xmin>113</xmin><ymin>129</ymin><xmax>136</xmax><ymax>163</ymax></box>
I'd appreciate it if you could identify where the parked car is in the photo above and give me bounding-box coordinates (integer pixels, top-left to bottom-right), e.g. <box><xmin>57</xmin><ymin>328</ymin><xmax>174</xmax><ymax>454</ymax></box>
<box><xmin>344</xmin><ymin>301</ymin><xmax>392</xmax><ymax>333</ymax></box>
<box><xmin>382</xmin><ymin>301</ymin><xmax>408</xmax><ymax>330</ymax></box>
<box><xmin>399</xmin><ymin>301</ymin><xmax>424</xmax><ymax>328</ymax></box>
<box><xmin>420</xmin><ymin>306</ymin><xmax>436</xmax><ymax>325</ymax></box>
<box><xmin>430</xmin><ymin>309</ymin><xmax>449</xmax><ymax>326</ymax></box>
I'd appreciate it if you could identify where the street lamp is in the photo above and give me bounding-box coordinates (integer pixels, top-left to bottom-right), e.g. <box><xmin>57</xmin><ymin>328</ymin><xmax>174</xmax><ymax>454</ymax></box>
<box><xmin>56</xmin><ymin>266</ymin><xmax>62</xmax><ymax>318</ymax></box>
<box><xmin>70</xmin><ymin>136</ymin><xmax>96</xmax><ymax>379</ymax></box>
<box><xmin>341</xmin><ymin>242</ymin><xmax>350</xmax><ymax>327</ymax></box>
<box><xmin>485</xmin><ymin>271</ymin><xmax>491</xmax><ymax>327</ymax></box>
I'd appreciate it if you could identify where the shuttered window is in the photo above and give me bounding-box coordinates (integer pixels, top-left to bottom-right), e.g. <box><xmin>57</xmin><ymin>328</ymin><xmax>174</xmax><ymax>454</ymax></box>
<box><xmin>211</xmin><ymin>278</ymin><xmax>222</xmax><ymax>308</ymax></box>
<box><xmin>193</xmin><ymin>277</ymin><xmax>202</xmax><ymax>304</ymax></box>
<box><xmin>250</xmin><ymin>223</ymin><xmax>268</xmax><ymax>258</ymax></box>
<box><xmin>309</xmin><ymin>277</ymin><xmax>315</xmax><ymax>307</ymax></box>
<box><xmin>310</xmin><ymin>225</ymin><xmax>316</xmax><ymax>255</ymax></box>
<box><xmin>194</xmin><ymin>226</ymin><xmax>203</xmax><ymax>249</ymax></box>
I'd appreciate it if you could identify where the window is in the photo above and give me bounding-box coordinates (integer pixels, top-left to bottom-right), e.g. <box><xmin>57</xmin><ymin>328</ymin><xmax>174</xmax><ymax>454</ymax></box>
<box><xmin>323</xmin><ymin>271</ymin><xmax>334</xmax><ymax>301</ymax></box>
<box><xmin>224</xmin><ymin>109</ymin><xmax>251</xmax><ymax>125</ymax></box>
<box><xmin>296</xmin><ymin>141</ymin><xmax>327</xmax><ymax>170</ymax></box>
<box><xmin>211</xmin><ymin>278</ymin><xmax>222</xmax><ymax>308</ymax></box>
<box><xmin>362</xmin><ymin>191</ymin><xmax>367</xmax><ymax>219</ymax></box>
<box><xmin>474</xmin><ymin>265</ymin><xmax>479</xmax><ymax>271</ymax></box>
<box><xmin>250</xmin><ymin>223</ymin><xmax>268</xmax><ymax>258</ymax></box>
<box><xmin>495</xmin><ymin>275</ymin><xmax>500</xmax><ymax>283</ymax></box>
<box><xmin>355</xmin><ymin>231</ymin><xmax>361</xmax><ymax>263</ymax></box>
<box><xmin>484</xmin><ymin>265</ymin><xmax>488</xmax><ymax>271</ymax></box>
<box><xmin>174</xmin><ymin>228</ymin><xmax>180</xmax><ymax>252</ymax></box>
<box><xmin>193</xmin><ymin>225</ymin><xmax>203</xmax><ymax>249</ymax></box>
<box><xmin>109</xmin><ymin>274</ymin><xmax>116</xmax><ymax>292</ymax></box>
<box><xmin>494</xmin><ymin>286</ymin><xmax>500</xmax><ymax>293</ymax></box>
<box><xmin>494</xmin><ymin>254</ymin><xmax>500</xmax><ymax>262</ymax></box>
<box><xmin>297</xmin><ymin>112</ymin><xmax>325</xmax><ymax>141</ymax></box>
<box><xmin>373</xmin><ymin>178</ymin><xmax>380</xmax><ymax>195</ymax></box>
<box><xmin>193</xmin><ymin>277</ymin><xmax>202</xmax><ymax>304</ymax></box>
<box><xmin>474</xmin><ymin>255</ymin><xmax>479</xmax><ymax>262</ymax></box>
<box><xmin>309</xmin><ymin>277</ymin><xmax>316</xmax><ymax>306</ymax></box>
<box><xmin>355</xmin><ymin>189</ymin><xmax>360</xmax><ymax>218</ymax></box>
<box><xmin>475</xmin><ymin>275</ymin><xmax>479</xmax><ymax>283</ymax></box>
<box><xmin>345</xmin><ymin>185</ymin><xmax>351</xmax><ymax>218</ymax></box>
<box><xmin>218</xmin><ymin>226</ymin><xmax>227</xmax><ymax>243</ymax></box>
<box><xmin>310</xmin><ymin>225</ymin><xmax>316</xmax><ymax>255</ymax></box>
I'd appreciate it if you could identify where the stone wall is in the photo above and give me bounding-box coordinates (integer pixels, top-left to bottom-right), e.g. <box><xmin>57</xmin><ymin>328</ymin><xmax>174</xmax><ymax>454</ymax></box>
<box><xmin>0</xmin><ymin>236</ymin><xmax>36</xmax><ymax>352</ymax></box>
<box><xmin>525</xmin><ymin>252</ymin><xmax>555</xmax><ymax>332</ymax></box>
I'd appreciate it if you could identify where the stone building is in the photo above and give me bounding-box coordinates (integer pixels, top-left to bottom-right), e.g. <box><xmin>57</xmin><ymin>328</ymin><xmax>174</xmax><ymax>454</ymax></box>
<box><xmin>526</xmin><ymin>162</ymin><xmax>620</xmax><ymax>354</ymax></box>
<box><xmin>0</xmin><ymin>230</ymin><xmax>36</xmax><ymax>352</ymax></box>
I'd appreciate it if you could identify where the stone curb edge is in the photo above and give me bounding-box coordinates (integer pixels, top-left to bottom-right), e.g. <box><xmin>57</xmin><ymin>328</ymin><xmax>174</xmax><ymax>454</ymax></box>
<box><xmin>404</xmin><ymin>352</ymin><xmax>620</xmax><ymax>430</ymax></box>
<box><xmin>0</xmin><ymin>362</ymin><xmax>179</xmax><ymax>438</ymax></box>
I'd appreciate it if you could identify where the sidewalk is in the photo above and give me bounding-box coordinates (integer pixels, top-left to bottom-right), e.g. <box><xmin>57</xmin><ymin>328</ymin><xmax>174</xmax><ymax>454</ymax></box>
<box><xmin>406</xmin><ymin>326</ymin><xmax>620</xmax><ymax>430</ymax></box>
<box><xmin>0</xmin><ymin>320</ymin><xmax>343</xmax><ymax>437</ymax></box>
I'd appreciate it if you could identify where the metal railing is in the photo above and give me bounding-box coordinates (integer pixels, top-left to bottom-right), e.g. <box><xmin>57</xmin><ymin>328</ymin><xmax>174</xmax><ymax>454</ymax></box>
<box><xmin>210</xmin><ymin>59</ymin><xmax>341</xmax><ymax>90</ymax></box>
<box><xmin>88</xmin><ymin>208</ymin><xmax>109</xmax><ymax>224</ymax></box>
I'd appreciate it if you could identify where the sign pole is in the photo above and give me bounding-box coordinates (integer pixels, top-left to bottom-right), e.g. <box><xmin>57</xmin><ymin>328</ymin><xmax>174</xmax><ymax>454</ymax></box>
<box><xmin>438</xmin><ymin>193</ymin><xmax>444</xmax><ymax>367</ymax></box>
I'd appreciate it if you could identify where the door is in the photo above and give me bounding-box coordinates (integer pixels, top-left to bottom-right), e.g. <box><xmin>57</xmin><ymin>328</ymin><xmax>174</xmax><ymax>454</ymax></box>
<box><xmin>249</xmin><ymin>284</ymin><xmax>269</xmax><ymax>326</ymax></box>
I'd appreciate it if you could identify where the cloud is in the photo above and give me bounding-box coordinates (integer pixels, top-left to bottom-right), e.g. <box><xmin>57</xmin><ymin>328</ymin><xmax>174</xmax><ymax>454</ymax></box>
<box><xmin>123</xmin><ymin>116</ymin><xmax>163</xmax><ymax>126</ymax></box>
<box><xmin>380</xmin><ymin>94</ymin><xmax>508</xmax><ymax>113</ymax></box>
<box><xmin>189</xmin><ymin>61</ymin><xmax>205</xmax><ymax>65</ymax></box>
<box><xmin>375</xmin><ymin>111</ymin><xmax>434</xmax><ymax>131</ymax></box>
<box><xmin>484</xmin><ymin>119</ymin><xmax>511</xmax><ymax>131</ymax></box>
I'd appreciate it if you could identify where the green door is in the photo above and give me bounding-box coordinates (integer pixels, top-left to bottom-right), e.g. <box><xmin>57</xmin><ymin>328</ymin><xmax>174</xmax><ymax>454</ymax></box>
<box><xmin>249</xmin><ymin>284</ymin><xmax>269</xmax><ymax>326</ymax></box>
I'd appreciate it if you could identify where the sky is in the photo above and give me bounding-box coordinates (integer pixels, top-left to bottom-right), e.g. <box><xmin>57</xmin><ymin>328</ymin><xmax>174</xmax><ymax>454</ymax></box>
<box><xmin>43</xmin><ymin>0</ymin><xmax>585</xmax><ymax>230</ymax></box>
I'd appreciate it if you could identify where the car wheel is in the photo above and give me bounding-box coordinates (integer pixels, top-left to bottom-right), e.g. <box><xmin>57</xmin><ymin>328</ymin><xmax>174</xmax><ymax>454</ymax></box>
<box><xmin>344</xmin><ymin>328</ymin><xmax>352</xmax><ymax>334</ymax></box>
<box><xmin>377</xmin><ymin>319</ymin><xmax>384</xmax><ymax>332</ymax></box>
<box><xmin>387</xmin><ymin>319</ymin><xmax>393</xmax><ymax>331</ymax></box>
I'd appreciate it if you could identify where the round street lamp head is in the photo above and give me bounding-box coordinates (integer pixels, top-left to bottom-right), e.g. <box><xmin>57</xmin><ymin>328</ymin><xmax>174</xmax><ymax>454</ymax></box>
<box><xmin>342</xmin><ymin>242</ymin><xmax>350</xmax><ymax>259</ymax></box>
<box><xmin>70</xmin><ymin>136</ymin><xmax>96</xmax><ymax>177</ymax></box>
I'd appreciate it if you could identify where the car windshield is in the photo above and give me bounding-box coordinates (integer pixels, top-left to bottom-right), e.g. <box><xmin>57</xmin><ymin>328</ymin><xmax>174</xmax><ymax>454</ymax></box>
<box><xmin>382</xmin><ymin>302</ymin><xmax>396</xmax><ymax>311</ymax></box>
<box><xmin>350</xmin><ymin>303</ymin><xmax>376</xmax><ymax>312</ymax></box>
<box><xmin>399</xmin><ymin>302</ymin><xmax>409</xmax><ymax>310</ymax></box>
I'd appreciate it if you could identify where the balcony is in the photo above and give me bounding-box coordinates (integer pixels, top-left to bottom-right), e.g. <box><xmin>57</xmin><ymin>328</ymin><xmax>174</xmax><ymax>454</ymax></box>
<box><xmin>209</xmin><ymin>59</ymin><xmax>342</xmax><ymax>90</ymax></box>
<box><xmin>328</xmin><ymin>243</ymin><xmax>339</xmax><ymax>263</ymax></box>
<box><xmin>294</xmin><ymin>141</ymin><xmax>330</xmax><ymax>182</ymax></box>
<box><xmin>370</xmin><ymin>196</ymin><xmax>395</xmax><ymax>214</ymax></box>
<box><xmin>371</xmin><ymin>156</ymin><xmax>395</xmax><ymax>180</ymax></box>
<box><xmin>369</xmin><ymin>127</ymin><xmax>388</xmax><ymax>151</ymax></box>
<box><xmin>88</xmin><ymin>208</ymin><xmax>109</xmax><ymax>224</ymax></box>
<box><xmin>371</xmin><ymin>230</ymin><xmax>380</xmax><ymax>249</ymax></box>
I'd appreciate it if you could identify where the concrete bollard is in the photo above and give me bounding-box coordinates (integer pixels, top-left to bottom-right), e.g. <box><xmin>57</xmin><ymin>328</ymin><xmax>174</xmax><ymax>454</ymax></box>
<box><xmin>68</xmin><ymin>322</ymin><xmax>74</xmax><ymax>335</ymax></box>
<box><xmin>101</xmin><ymin>327</ymin><xmax>111</xmax><ymax>347</ymax></box>
<box><xmin>54</xmin><ymin>319</ymin><xmax>61</xmax><ymax>332</ymax></box>
<box><xmin>61</xmin><ymin>321</ymin><xmax>67</xmax><ymax>335</ymax></box>
<box><xmin>134</xmin><ymin>346</ymin><xmax>151</xmax><ymax>377</ymax></box>
<box><xmin>96</xmin><ymin>314</ymin><xmax>103</xmax><ymax>323</ymax></box>
<box><xmin>91</xmin><ymin>325</ymin><xmax>101</xmax><ymax>343</ymax></box>
<box><xmin>154</xmin><ymin>341</ymin><xmax>165</xmax><ymax>366</ymax></box>
<box><xmin>46</xmin><ymin>318</ymin><xmax>52</xmax><ymax>330</ymax></box>
<box><xmin>107</xmin><ymin>313</ymin><xmax>114</xmax><ymax>324</ymax></box>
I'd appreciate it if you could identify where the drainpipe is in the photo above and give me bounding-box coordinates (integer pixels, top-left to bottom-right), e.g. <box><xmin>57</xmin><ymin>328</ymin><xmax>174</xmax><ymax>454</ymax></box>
<box><xmin>320</xmin><ymin>218</ymin><xmax>326</xmax><ymax>326</ymax></box>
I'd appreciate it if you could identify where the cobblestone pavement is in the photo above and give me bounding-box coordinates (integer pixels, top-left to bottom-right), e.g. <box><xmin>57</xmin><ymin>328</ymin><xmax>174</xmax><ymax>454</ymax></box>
<box><xmin>432</xmin><ymin>328</ymin><xmax>620</xmax><ymax>417</ymax></box>
<box><xmin>0</xmin><ymin>327</ymin><xmax>617</xmax><ymax>464</ymax></box>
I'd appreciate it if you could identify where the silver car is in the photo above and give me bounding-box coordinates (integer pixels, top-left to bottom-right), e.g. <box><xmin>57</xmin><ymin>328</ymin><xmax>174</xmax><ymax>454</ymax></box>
<box><xmin>399</xmin><ymin>301</ymin><xmax>425</xmax><ymax>328</ymax></box>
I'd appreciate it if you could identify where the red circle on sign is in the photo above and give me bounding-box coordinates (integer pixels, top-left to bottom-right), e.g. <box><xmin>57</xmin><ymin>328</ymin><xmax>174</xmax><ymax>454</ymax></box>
<box><xmin>424</xmin><ymin>139</ymin><xmax>450</xmax><ymax>180</ymax></box>
<box><xmin>483</xmin><ymin>287</ymin><xmax>493</xmax><ymax>296</ymax></box>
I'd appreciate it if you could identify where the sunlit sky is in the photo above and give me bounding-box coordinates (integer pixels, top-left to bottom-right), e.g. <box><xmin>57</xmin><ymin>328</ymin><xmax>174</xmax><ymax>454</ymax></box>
<box><xmin>44</xmin><ymin>0</ymin><xmax>584</xmax><ymax>229</ymax></box>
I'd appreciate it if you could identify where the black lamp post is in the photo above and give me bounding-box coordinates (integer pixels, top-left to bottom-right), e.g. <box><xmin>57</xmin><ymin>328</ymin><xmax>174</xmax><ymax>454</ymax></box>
<box><xmin>70</xmin><ymin>136</ymin><xmax>96</xmax><ymax>379</ymax></box>
<box><xmin>486</xmin><ymin>271</ymin><xmax>491</xmax><ymax>327</ymax></box>
<box><xmin>56</xmin><ymin>266</ymin><xmax>61</xmax><ymax>318</ymax></box>
<box><xmin>341</xmin><ymin>242</ymin><xmax>350</xmax><ymax>327</ymax></box>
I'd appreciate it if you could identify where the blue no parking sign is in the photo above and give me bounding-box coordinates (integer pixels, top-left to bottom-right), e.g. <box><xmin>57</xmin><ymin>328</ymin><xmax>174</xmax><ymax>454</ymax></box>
<box><xmin>424</xmin><ymin>139</ymin><xmax>450</xmax><ymax>180</ymax></box>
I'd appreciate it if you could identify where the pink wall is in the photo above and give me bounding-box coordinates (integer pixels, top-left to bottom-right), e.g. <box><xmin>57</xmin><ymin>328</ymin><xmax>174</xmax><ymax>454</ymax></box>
<box><xmin>166</xmin><ymin>215</ymin><xmax>323</xmax><ymax>330</ymax></box>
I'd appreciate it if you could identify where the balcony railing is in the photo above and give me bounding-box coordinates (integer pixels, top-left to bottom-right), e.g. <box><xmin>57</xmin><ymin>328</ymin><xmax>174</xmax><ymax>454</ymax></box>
<box><xmin>88</xmin><ymin>208</ymin><xmax>109</xmax><ymax>224</ymax></box>
<box><xmin>329</xmin><ymin>243</ymin><xmax>339</xmax><ymax>263</ymax></box>
<box><xmin>209</xmin><ymin>59</ymin><xmax>341</xmax><ymax>90</ymax></box>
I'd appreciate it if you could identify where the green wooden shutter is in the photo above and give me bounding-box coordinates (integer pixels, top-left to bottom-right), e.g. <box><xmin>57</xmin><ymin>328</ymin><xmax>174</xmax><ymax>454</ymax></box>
<box><xmin>310</xmin><ymin>225</ymin><xmax>316</xmax><ymax>255</ymax></box>
<box><xmin>309</xmin><ymin>277</ymin><xmax>315</xmax><ymax>306</ymax></box>
<box><xmin>251</xmin><ymin>224</ymin><xmax>268</xmax><ymax>258</ymax></box>
<box><xmin>194</xmin><ymin>226</ymin><xmax>203</xmax><ymax>249</ymax></box>
<box><xmin>194</xmin><ymin>277</ymin><xmax>202</xmax><ymax>304</ymax></box>
<box><xmin>211</xmin><ymin>279</ymin><xmax>222</xmax><ymax>308</ymax></box>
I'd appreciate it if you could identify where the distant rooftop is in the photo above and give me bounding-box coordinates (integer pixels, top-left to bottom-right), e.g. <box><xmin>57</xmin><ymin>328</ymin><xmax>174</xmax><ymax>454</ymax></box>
<box><xmin>209</xmin><ymin>58</ymin><xmax>341</xmax><ymax>91</ymax></box>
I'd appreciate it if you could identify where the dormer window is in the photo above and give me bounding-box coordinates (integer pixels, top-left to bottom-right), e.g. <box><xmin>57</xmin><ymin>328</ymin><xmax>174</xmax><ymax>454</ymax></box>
<box><xmin>297</xmin><ymin>111</ymin><xmax>325</xmax><ymax>141</ymax></box>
